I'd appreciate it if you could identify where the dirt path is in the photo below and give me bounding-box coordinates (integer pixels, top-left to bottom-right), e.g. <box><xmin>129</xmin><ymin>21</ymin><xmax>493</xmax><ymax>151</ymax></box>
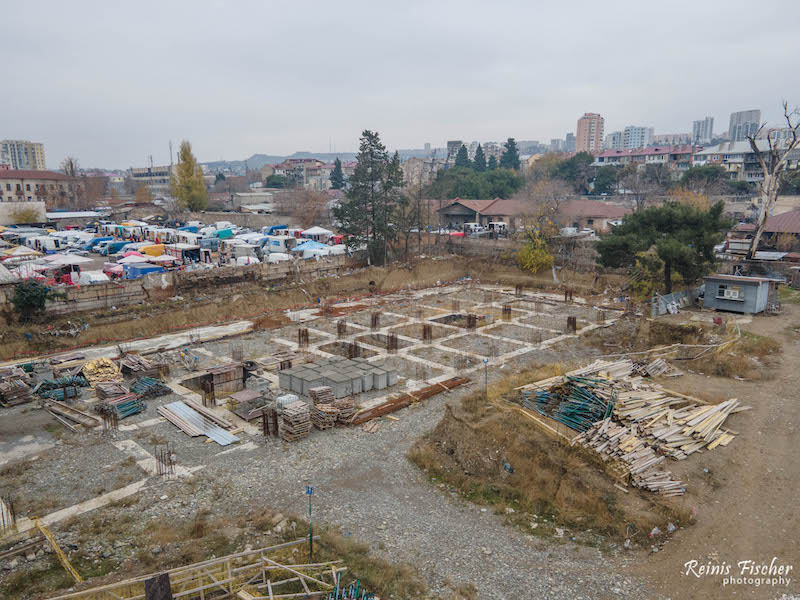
<box><xmin>633</xmin><ymin>307</ymin><xmax>800</xmax><ymax>599</ymax></box>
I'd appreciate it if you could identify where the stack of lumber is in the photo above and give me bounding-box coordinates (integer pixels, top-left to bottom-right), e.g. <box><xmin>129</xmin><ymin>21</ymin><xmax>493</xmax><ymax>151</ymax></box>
<box><xmin>334</xmin><ymin>397</ymin><xmax>357</xmax><ymax>423</ymax></box>
<box><xmin>95</xmin><ymin>382</ymin><xmax>129</xmax><ymax>401</ymax></box>
<box><xmin>311</xmin><ymin>404</ymin><xmax>338</xmax><ymax>430</ymax></box>
<box><xmin>309</xmin><ymin>386</ymin><xmax>335</xmax><ymax>405</ymax></box>
<box><xmin>44</xmin><ymin>399</ymin><xmax>101</xmax><ymax>430</ymax></box>
<box><xmin>572</xmin><ymin>418</ymin><xmax>686</xmax><ymax>496</ymax></box>
<box><xmin>0</xmin><ymin>378</ymin><xmax>32</xmax><ymax>407</ymax></box>
<box><xmin>99</xmin><ymin>394</ymin><xmax>145</xmax><ymax>419</ymax></box>
<box><xmin>614</xmin><ymin>393</ymin><xmax>744</xmax><ymax>459</ymax></box>
<box><xmin>279</xmin><ymin>400</ymin><xmax>311</xmax><ymax>442</ymax></box>
<box><xmin>82</xmin><ymin>358</ymin><xmax>122</xmax><ymax>385</ymax></box>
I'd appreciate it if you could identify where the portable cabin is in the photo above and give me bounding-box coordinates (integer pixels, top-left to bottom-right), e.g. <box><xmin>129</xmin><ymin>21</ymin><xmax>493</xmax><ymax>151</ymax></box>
<box><xmin>702</xmin><ymin>274</ymin><xmax>782</xmax><ymax>314</ymax></box>
<box><xmin>265</xmin><ymin>235</ymin><xmax>297</xmax><ymax>253</ymax></box>
<box><xmin>286</xmin><ymin>228</ymin><xmax>304</xmax><ymax>238</ymax></box>
<box><xmin>232</xmin><ymin>244</ymin><xmax>263</xmax><ymax>261</ymax></box>
<box><xmin>199</xmin><ymin>238</ymin><xmax>221</xmax><ymax>251</ymax></box>
<box><xmin>176</xmin><ymin>231</ymin><xmax>202</xmax><ymax>245</ymax></box>
<box><xmin>266</xmin><ymin>252</ymin><xmax>292</xmax><ymax>263</ymax></box>
<box><xmin>165</xmin><ymin>243</ymin><xmax>202</xmax><ymax>264</ymax></box>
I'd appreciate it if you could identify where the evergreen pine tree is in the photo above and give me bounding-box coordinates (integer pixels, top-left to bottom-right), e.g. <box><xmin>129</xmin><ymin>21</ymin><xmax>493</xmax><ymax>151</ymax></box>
<box><xmin>487</xmin><ymin>154</ymin><xmax>498</xmax><ymax>170</ymax></box>
<box><xmin>330</xmin><ymin>157</ymin><xmax>345</xmax><ymax>189</ymax></box>
<box><xmin>499</xmin><ymin>138</ymin><xmax>521</xmax><ymax>171</ymax></box>
<box><xmin>454</xmin><ymin>145</ymin><xmax>471</xmax><ymax>168</ymax></box>
<box><xmin>473</xmin><ymin>144</ymin><xmax>486</xmax><ymax>172</ymax></box>
<box><xmin>333</xmin><ymin>131</ymin><xmax>404</xmax><ymax>265</ymax></box>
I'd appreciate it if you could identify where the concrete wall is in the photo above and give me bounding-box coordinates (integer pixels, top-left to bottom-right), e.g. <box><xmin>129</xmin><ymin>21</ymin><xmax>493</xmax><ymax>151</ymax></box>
<box><xmin>183</xmin><ymin>211</ymin><xmax>296</xmax><ymax>229</ymax></box>
<box><xmin>0</xmin><ymin>201</ymin><xmax>47</xmax><ymax>225</ymax></box>
<box><xmin>34</xmin><ymin>255</ymin><xmax>346</xmax><ymax>315</ymax></box>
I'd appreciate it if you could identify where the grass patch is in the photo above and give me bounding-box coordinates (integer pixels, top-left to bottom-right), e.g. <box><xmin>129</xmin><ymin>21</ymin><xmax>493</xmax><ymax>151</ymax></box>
<box><xmin>691</xmin><ymin>331</ymin><xmax>781</xmax><ymax>380</ymax></box>
<box><xmin>778</xmin><ymin>286</ymin><xmax>800</xmax><ymax>304</ymax></box>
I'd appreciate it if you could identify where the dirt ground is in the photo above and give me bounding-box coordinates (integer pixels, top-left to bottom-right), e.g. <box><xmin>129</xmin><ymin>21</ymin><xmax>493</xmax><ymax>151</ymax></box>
<box><xmin>631</xmin><ymin>305</ymin><xmax>800</xmax><ymax>599</ymax></box>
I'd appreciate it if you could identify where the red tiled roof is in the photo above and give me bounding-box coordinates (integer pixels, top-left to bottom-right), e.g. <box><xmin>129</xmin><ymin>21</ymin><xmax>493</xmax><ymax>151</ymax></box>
<box><xmin>557</xmin><ymin>199</ymin><xmax>629</xmax><ymax>219</ymax></box>
<box><xmin>763</xmin><ymin>209</ymin><xmax>800</xmax><ymax>234</ymax></box>
<box><xmin>0</xmin><ymin>169</ymin><xmax>69</xmax><ymax>180</ymax></box>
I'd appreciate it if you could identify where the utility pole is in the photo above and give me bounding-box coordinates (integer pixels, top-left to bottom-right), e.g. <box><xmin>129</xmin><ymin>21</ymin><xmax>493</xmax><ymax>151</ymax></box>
<box><xmin>306</xmin><ymin>485</ymin><xmax>314</xmax><ymax>562</ymax></box>
<box><xmin>483</xmin><ymin>358</ymin><xmax>489</xmax><ymax>400</ymax></box>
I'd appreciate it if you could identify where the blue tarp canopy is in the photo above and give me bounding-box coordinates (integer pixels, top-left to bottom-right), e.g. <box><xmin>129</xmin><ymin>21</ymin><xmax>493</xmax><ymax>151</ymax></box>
<box><xmin>291</xmin><ymin>240</ymin><xmax>328</xmax><ymax>252</ymax></box>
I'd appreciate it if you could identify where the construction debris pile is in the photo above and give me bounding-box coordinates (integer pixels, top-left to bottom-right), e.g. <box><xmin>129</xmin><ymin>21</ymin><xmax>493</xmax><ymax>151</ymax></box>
<box><xmin>519</xmin><ymin>359</ymin><xmax>749</xmax><ymax>496</ymax></box>
<box><xmin>94</xmin><ymin>381</ymin><xmax>128</xmax><ymax>400</ymax></box>
<box><xmin>130</xmin><ymin>376</ymin><xmax>170</xmax><ymax>399</ymax></box>
<box><xmin>0</xmin><ymin>371</ymin><xmax>32</xmax><ymax>407</ymax></box>
<box><xmin>119</xmin><ymin>353</ymin><xmax>168</xmax><ymax>378</ymax></box>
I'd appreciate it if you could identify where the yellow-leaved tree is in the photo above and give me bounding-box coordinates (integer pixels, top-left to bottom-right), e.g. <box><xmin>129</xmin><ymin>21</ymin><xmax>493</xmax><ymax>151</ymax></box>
<box><xmin>169</xmin><ymin>141</ymin><xmax>208</xmax><ymax>211</ymax></box>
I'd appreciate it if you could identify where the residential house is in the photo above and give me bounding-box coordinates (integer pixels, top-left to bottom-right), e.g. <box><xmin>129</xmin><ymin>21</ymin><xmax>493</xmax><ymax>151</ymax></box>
<box><xmin>437</xmin><ymin>198</ymin><xmax>527</xmax><ymax>229</ymax></box>
<box><xmin>556</xmin><ymin>198</ymin><xmax>629</xmax><ymax>233</ymax></box>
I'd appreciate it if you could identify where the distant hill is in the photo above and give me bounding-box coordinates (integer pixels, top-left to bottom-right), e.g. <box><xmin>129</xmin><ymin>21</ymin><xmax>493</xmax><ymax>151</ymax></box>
<box><xmin>202</xmin><ymin>148</ymin><xmax>433</xmax><ymax>172</ymax></box>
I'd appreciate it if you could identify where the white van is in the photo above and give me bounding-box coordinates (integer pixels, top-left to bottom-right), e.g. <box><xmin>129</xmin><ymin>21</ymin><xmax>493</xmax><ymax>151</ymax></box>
<box><xmin>463</xmin><ymin>223</ymin><xmax>485</xmax><ymax>234</ymax></box>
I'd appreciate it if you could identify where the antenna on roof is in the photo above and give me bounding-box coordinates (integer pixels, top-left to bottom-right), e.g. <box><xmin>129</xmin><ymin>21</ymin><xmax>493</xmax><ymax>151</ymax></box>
<box><xmin>169</xmin><ymin>140</ymin><xmax>173</xmax><ymax>167</ymax></box>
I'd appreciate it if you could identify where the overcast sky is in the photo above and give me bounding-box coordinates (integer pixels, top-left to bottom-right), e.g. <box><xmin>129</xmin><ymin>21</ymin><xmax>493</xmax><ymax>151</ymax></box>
<box><xmin>3</xmin><ymin>0</ymin><xmax>799</xmax><ymax>170</ymax></box>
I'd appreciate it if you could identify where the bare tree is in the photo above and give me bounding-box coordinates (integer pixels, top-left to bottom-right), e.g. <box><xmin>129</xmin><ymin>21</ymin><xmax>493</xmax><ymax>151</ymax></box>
<box><xmin>275</xmin><ymin>189</ymin><xmax>329</xmax><ymax>228</ymax></box>
<box><xmin>618</xmin><ymin>164</ymin><xmax>662</xmax><ymax>211</ymax></box>
<box><xmin>61</xmin><ymin>156</ymin><xmax>79</xmax><ymax>177</ymax></box>
<box><xmin>746</xmin><ymin>101</ymin><xmax>800</xmax><ymax>257</ymax></box>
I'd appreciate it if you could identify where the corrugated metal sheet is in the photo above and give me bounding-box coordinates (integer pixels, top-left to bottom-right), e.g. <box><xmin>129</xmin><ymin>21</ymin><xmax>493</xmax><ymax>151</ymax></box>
<box><xmin>163</xmin><ymin>401</ymin><xmax>238</xmax><ymax>446</ymax></box>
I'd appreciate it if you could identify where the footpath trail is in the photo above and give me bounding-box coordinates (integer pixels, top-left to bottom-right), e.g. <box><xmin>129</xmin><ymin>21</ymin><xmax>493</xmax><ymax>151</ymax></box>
<box><xmin>632</xmin><ymin>307</ymin><xmax>800</xmax><ymax>599</ymax></box>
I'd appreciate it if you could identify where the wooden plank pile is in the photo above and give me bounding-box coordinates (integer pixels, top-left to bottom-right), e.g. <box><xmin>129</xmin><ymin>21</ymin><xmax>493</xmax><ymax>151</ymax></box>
<box><xmin>0</xmin><ymin>378</ymin><xmax>32</xmax><ymax>407</ymax></box>
<box><xmin>309</xmin><ymin>386</ymin><xmax>335</xmax><ymax>405</ymax></box>
<box><xmin>95</xmin><ymin>382</ymin><xmax>128</xmax><ymax>401</ymax></box>
<box><xmin>82</xmin><ymin>358</ymin><xmax>122</xmax><ymax>385</ymax></box>
<box><xmin>44</xmin><ymin>400</ymin><xmax>101</xmax><ymax>430</ymax></box>
<box><xmin>334</xmin><ymin>397</ymin><xmax>356</xmax><ymax>423</ymax></box>
<box><xmin>311</xmin><ymin>404</ymin><xmax>338</xmax><ymax>430</ymax></box>
<box><xmin>614</xmin><ymin>394</ymin><xmax>744</xmax><ymax>459</ymax></box>
<box><xmin>279</xmin><ymin>400</ymin><xmax>311</xmax><ymax>442</ymax></box>
<box><xmin>572</xmin><ymin>418</ymin><xmax>686</xmax><ymax>496</ymax></box>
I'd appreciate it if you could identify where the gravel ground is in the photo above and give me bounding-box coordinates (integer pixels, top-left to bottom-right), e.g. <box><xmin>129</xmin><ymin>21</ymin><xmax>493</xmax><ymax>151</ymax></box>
<box><xmin>439</xmin><ymin>333</ymin><xmax>523</xmax><ymax>357</ymax></box>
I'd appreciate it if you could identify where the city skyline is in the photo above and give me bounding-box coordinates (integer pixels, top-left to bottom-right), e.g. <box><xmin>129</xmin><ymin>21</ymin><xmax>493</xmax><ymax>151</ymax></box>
<box><xmin>2</xmin><ymin>0</ymin><xmax>799</xmax><ymax>170</ymax></box>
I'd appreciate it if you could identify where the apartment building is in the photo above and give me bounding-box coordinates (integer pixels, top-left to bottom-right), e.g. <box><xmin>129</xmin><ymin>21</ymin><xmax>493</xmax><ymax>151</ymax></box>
<box><xmin>129</xmin><ymin>164</ymin><xmax>175</xmax><ymax>196</ymax></box>
<box><xmin>692</xmin><ymin>117</ymin><xmax>714</xmax><ymax>144</ymax></box>
<box><xmin>576</xmin><ymin>113</ymin><xmax>604</xmax><ymax>153</ymax></box>
<box><xmin>622</xmin><ymin>126</ymin><xmax>653</xmax><ymax>149</ymax></box>
<box><xmin>605</xmin><ymin>131</ymin><xmax>623</xmax><ymax>150</ymax></box>
<box><xmin>593</xmin><ymin>145</ymin><xmax>698</xmax><ymax>172</ymax></box>
<box><xmin>565</xmin><ymin>133</ymin><xmax>576</xmax><ymax>152</ymax></box>
<box><xmin>729</xmin><ymin>109</ymin><xmax>761</xmax><ymax>142</ymax></box>
<box><xmin>1</xmin><ymin>140</ymin><xmax>46</xmax><ymax>170</ymax></box>
<box><xmin>692</xmin><ymin>139</ymin><xmax>800</xmax><ymax>183</ymax></box>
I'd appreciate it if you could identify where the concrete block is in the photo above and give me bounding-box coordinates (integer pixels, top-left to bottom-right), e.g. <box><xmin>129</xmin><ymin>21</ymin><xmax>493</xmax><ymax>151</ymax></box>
<box><xmin>291</xmin><ymin>369</ymin><xmax>308</xmax><ymax>394</ymax></box>
<box><xmin>371</xmin><ymin>368</ymin><xmax>387</xmax><ymax>390</ymax></box>
<box><xmin>350</xmin><ymin>374</ymin><xmax>363</xmax><ymax>394</ymax></box>
<box><xmin>386</xmin><ymin>369</ymin><xmax>398</xmax><ymax>387</ymax></box>
<box><xmin>360</xmin><ymin>371</ymin><xmax>373</xmax><ymax>392</ymax></box>
<box><xmin>278</xmin><ymin>371</ymin><xmax>292</xmax><ymax>390</ymax></box>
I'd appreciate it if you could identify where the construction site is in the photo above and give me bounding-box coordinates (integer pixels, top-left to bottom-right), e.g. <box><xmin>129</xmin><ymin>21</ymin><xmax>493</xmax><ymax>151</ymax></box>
<box><xmin>0</xmin><ymin>258</ymin><xmax>798</xmax><ymax>600</ymax></box>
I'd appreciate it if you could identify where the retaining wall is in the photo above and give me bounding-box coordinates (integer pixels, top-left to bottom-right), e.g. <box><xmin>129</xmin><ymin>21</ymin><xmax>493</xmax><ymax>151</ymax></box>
<box><xmin>34</xmin><ymin>255</ymin><xmax>346</xmax><ymax>315</ymax></box>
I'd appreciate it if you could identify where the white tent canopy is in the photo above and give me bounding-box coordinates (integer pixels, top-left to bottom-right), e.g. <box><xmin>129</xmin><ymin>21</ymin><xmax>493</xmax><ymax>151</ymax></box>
<box><xmin>301</xmin><ymin>226</ymin><xmax>333</xmax><ymax>236</ymax></box>
<box><xmin>117</xmin><ymin>255</ymin><xmax>149</xmax><ymax>264</ymax></box>
<box><xmin>46</xmin><ymin>254</ymin><xmax>94</xmax><ymax>266</ymax></box>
